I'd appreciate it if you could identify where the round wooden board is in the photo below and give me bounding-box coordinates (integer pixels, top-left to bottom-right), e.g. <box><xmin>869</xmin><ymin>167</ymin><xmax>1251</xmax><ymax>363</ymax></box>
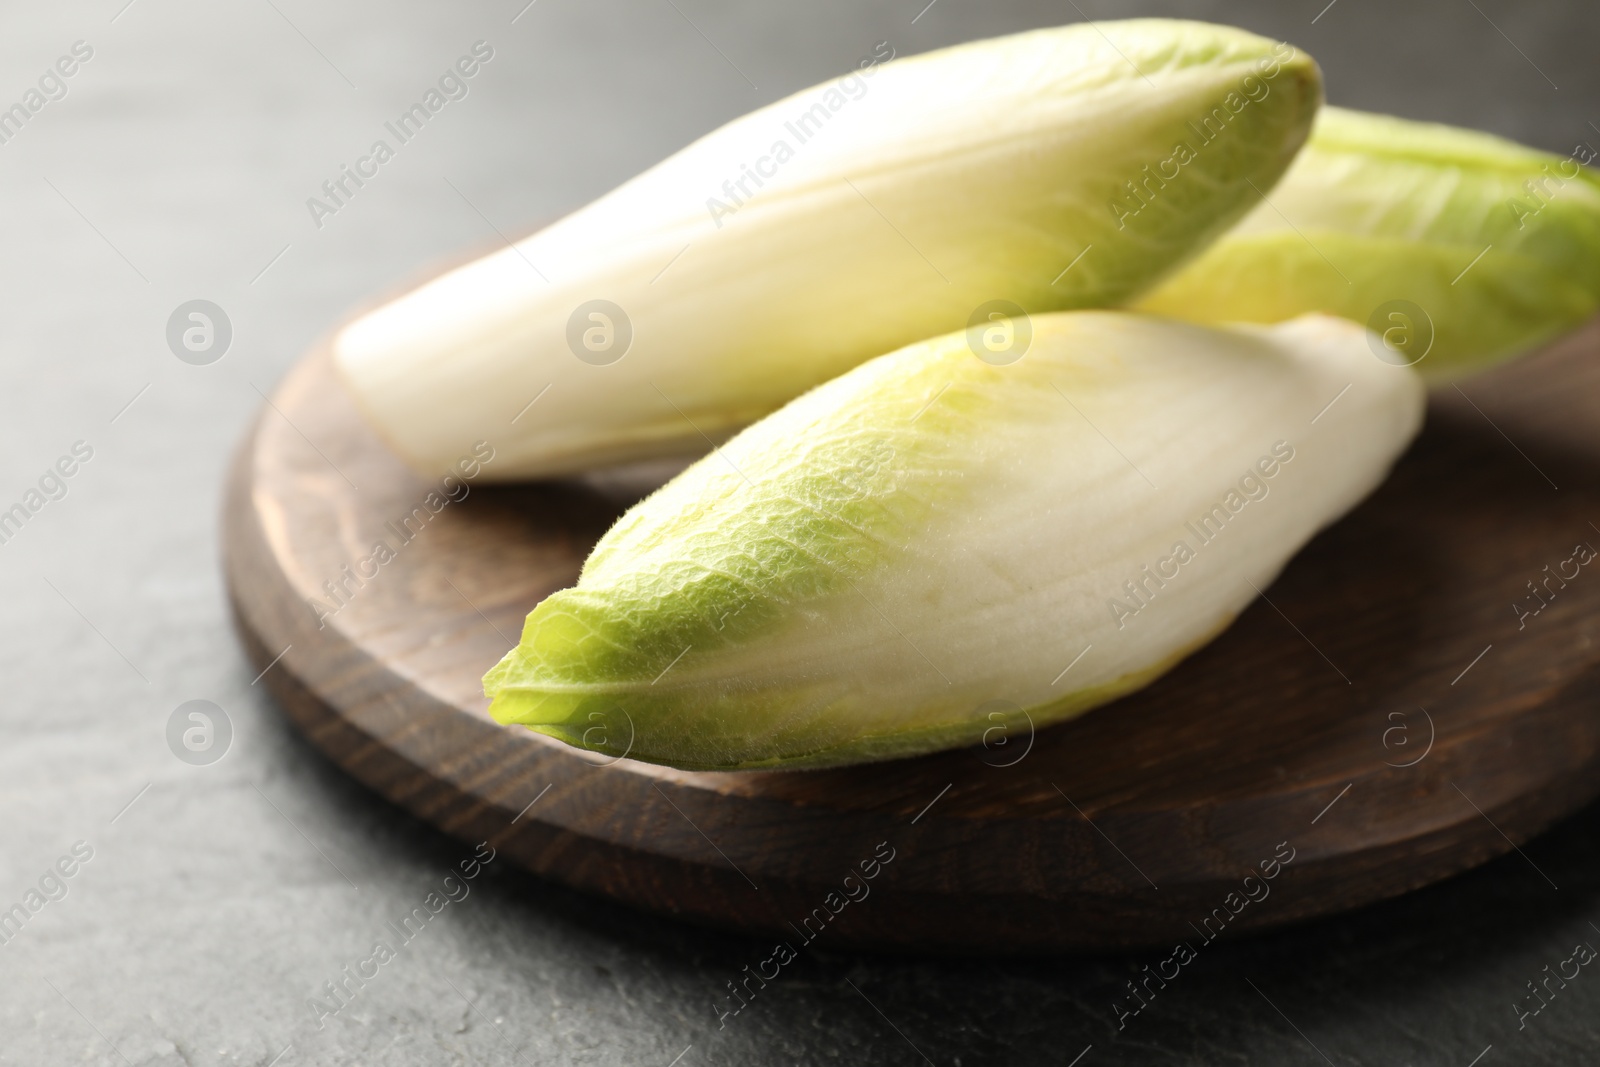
<box><xmin>225</xmin><ymin>322</ymin><xmax>1600</xmax><ymax>954</ymax></box>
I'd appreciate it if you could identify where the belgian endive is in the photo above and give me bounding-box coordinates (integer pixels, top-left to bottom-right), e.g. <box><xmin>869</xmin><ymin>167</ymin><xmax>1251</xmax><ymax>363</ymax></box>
<box><xmin>1136</xmin><ymin>106</ymin><xmax>1600</xmax><ymax>379</ymax></box>
<box><xmin>484</xmin><ymin>311</ymin><xmax>1423</xmax><ymax>769</ymax></box>
<box><xmin>336</xmin><ymin>21</ymin><xmax>1321</xmax><ymax>479</ymax></box>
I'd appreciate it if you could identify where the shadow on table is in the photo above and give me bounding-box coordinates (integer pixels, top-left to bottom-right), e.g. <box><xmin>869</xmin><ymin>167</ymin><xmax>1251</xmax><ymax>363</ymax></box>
<box><xmin>264</xmin><ymin>699</ymin><xmax>1600</xmax><ymax>1067</ymax></box>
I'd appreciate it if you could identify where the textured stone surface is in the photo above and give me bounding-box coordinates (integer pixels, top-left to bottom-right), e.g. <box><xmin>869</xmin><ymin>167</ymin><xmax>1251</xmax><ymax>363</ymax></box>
<box><xmin>0</xmin><ymin>0</ymin><xmax>1595</xmax><ymax>1063</ymax></box>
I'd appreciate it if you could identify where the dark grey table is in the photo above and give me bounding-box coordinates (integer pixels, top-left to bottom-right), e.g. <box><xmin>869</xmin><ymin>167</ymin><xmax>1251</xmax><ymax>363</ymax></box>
<box><xmin>2</xmin><ymin>1</ymin><xmax>1595</xmax><ymax>1063</ymax></box>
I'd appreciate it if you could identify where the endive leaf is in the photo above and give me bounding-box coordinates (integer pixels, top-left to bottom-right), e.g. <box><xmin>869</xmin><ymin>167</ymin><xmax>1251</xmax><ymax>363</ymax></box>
<box><xmin>336</xmin><ymin>20</ymin><xmax>1321</xmax><ymax>479</ymax></box>
<box><xmin>1135</xmin><ymin>106</ymin><xmax>1600</xmax><ymax>380</ymax></box>
<box><xmin>484</xmin><ymin>312</ymin><xmax>1423</xmax><ymax>769</ymax></box>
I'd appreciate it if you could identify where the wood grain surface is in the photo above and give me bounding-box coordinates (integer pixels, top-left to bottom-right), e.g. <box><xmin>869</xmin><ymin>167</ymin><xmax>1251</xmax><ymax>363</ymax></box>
<box><xmin>224</xmin><ymin>321</ymin><xmax>1600</xmax><ymax>953</ymax></box>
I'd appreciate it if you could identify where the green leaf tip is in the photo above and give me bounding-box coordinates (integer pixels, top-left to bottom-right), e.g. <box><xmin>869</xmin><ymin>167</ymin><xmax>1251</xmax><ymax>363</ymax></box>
<box><xmin>1136</xmin><ymin>105</ymin><xmax>1600</xmax><ymax>380</ymax></box>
